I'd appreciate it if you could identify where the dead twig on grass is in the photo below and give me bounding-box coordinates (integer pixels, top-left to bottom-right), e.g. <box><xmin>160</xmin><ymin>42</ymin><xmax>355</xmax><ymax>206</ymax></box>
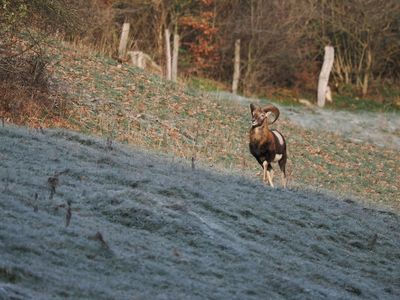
<box><xmin>47</xmin><ymin>176</ymin><xmax>59</xmax><ymax>200</ymax></box>
<box><xmin>106</xmin><ymin>137</ymin><xmax>113</xmax><ymax>151</ymax></box>
<box><xmin>191</xmin><ymin>157</ymin><xmax>196</xmax><ymax>170</ymax></box>
<box><xmin>65</xmin><ymin>200</ymin><xmax>72</xmax><ymax>227</ymax></box>
<box><xmin>47</xmin><ymin>169</ymin><xmax>70</xmax><ymax>199</ymax></box>
<box><xmin>88</xmin><ymin>232</ymin><xmax>110</xmax><ymax>250</ymax></box>
<box><xmin>367</xmin><ymin>233</ymin><xmax>378</xmax><ymax>250</ymax></box>
<box><xmin>33</xmin><ymin>193</ymin><xmax>39</xmax><ymax>212</ymax></box>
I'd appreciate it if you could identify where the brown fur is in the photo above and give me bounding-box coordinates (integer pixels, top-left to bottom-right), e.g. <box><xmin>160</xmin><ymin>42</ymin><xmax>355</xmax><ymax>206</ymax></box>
<box><xmin>249</xmin><ymin>103</ymin><xmax>287</xmax><ymax>188</ymax></box>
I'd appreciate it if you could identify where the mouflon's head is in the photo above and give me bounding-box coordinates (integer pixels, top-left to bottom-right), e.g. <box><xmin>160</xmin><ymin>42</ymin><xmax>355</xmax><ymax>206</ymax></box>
<box><xmin>250</xmin><ymin>103</ymin><xmax>280</xmax><ymax>127</ymax></box>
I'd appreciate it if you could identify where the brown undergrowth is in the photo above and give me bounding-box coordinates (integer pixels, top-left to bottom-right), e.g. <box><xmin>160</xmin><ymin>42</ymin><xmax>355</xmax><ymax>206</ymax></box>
<box><xmin>0</xmin><ymin>42</ymin><xmax>72</xmax><ymax>128</ymax></box>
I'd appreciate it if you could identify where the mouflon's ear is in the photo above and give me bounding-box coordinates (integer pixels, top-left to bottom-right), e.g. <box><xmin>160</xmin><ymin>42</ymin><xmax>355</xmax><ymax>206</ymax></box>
<box><xmin>250</xmin><ymin>103</ymin><xmax>256</xmax><ymax>114</ymax></box>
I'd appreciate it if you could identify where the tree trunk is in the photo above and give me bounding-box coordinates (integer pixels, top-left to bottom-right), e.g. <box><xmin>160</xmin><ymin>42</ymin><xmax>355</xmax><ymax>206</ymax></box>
<box><xmin>156</xmin><ymin>1</ymin><xmax>166</xmax><ymax>63</ymax></box>
<box><xmin>164</xmin><ymin>28</ymin><xmax>172</xmax><ymax>80</ymax></box>
<box><xmin>243</xmin><ymin>0</ymin><xmax>256</xmax><ymax>94</ymax></box>
<box><xmin>171</xmin><ymin>24</ymin><xmax>180</xmax><ymax>82</ymax></box>
<box><xmin>118</xmin><ymin>22</ymin><xmax>130</xmax><ymax>59</ymax></box>
<box><xmin>232</xmin><ymin>39</ymin><xmax>241</xmax><ymax>94</ymax></box>
<box><xmin>317</xmin><ymin>46</ymin><xmax>334</xmax><ymax>107</ymax></box>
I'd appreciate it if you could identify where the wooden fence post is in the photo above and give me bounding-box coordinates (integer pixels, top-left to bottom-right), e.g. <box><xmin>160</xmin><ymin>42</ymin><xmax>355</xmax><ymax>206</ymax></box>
<box><xmin>165</xmin><ymin>28</ymin><xmax>171</xmax><ymax>80</ymax></box>
<box><xmin>171</xmin><ymin>26</ymin><xmax>180</xmax><ymax>82</ymax></box>
<box><xmin>232</xmin><ymin>39</ymin><xmax>241</xmax><ymax>94</ymax></box>
<box><xmin>165</xmin><ymin>28</ymin><xmax>172</xmax><ymax>80</ymax></box>
<box><xmin>317</xmin><ymin>45</ymin><xmax>334</xmax><ymax>107</ymax></box>
<box><xmin>118</xmin><ymin>22</ymin><xmax>130</xmax><ymax>59</ymax></box>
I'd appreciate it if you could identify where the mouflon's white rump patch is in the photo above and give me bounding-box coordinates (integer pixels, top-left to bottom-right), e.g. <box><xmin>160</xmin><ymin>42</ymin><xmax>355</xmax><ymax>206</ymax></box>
<box><xmin>273</xmin><ymin>154</ymin><xmax>282</xmax><ymax>162</ymax></box>
<box><xmin>272</xmin><ymin>130</ymin><xmax>284</xmax><ymax>146</ymax></box>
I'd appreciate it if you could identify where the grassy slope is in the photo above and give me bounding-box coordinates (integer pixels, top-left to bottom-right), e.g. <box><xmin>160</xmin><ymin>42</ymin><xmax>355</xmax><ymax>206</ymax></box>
<box><xmin>48</xmin><ymin>42</ymin><xmax>399</xmax><ymax>211</ymax></box>
<box><xmin>1</xmin><ymin>125</ymin><xmax>399</xmax><ymax>299</ymax></box>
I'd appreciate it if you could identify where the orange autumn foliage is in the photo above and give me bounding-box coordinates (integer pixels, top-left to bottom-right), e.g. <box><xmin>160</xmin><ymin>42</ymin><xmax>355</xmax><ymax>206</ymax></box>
<box><xmin>179</xmin><ymin>1</ymin><xmax>219</xmax><ymax>73</ymax></box>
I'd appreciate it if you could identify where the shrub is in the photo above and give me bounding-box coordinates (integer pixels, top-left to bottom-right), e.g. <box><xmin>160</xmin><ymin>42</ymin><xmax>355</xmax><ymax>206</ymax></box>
<box><xmin>0</xmin><ymin>0</ymin><xmax>77</xmax><ymax>125</ymax></box>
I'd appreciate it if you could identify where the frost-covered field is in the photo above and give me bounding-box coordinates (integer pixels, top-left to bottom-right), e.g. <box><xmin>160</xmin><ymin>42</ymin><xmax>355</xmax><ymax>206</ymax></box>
<box><xmin>0</xmin><ymin>125</ymin><xmax>399</xmax><ymax>299</ymax></box>
<box><xmin>213</xmin><ymin>91</ymin><xmax>400</xmax><ymax>150</ymax></box>
<box><xmin>283</xmin><ymin>108</ymin><xmax>400</xmax><ymax>150</ymax></box>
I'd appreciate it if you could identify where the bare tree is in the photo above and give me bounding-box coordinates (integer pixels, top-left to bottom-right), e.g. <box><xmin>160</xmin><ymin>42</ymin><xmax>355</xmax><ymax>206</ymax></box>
<box><xmin>318</xmin><ymin>0</ymin><xmax>400</xmax><ymax>96</ymax></box>
<box><xmin>215</xmin><ymin>0</ymin><xmax>317</xmax><ymax>94</ymax></box>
